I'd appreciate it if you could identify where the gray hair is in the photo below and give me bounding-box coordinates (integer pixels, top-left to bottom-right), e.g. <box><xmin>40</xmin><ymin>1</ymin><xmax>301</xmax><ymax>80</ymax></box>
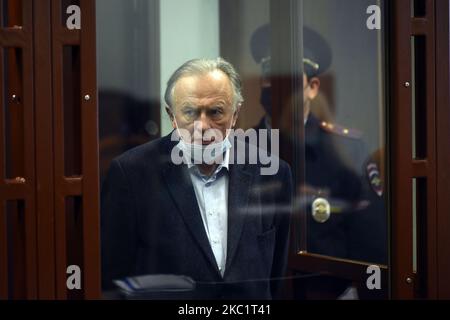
<box><xmin>164</xmin><ymin>57</ymin><xmax>244</xmax><ymax>111</ymax></box>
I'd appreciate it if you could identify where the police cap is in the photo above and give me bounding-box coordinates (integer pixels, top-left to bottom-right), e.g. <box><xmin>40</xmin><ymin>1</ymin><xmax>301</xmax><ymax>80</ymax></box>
<box><xmin>250</xmin><ymin>23</ymin><xmax>332</xmax><ymax>78</ymax></box>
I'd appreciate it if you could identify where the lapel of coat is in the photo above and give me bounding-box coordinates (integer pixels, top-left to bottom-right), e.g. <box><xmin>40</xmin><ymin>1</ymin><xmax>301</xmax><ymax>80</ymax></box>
<box><xmin>225</xmin><ymin>145</ymin><xmax>253</xmax><ymax>274</ymax></box>
<box><xmin>161</xmin><ymin>138</ymin><xmax>220</xmax><ymax>274</ymax></box>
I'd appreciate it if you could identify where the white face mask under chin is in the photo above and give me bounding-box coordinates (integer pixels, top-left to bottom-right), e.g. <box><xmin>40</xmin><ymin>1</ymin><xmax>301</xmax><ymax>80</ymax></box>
<box><xmin>175</xmin><ymin>120</ymin><xmax>233</xmax><ymax>165</ymax></box>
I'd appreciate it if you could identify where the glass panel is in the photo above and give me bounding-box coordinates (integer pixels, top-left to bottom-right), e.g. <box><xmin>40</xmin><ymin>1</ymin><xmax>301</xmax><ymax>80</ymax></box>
<box><xmin>296</xmin><ymin>0</ymin><xmax>388</xmax><ymax>299</ymax></box>
<box><xmin>412</xmin><ymin>178</ymin><xmax>417</xmax><ymax>273</ymax></box>
<box><xmin>1</xmin><ymin>0</ymin><xmax>23</xmax><ymax>28</ymax></box>
<box><xmin>96</xmin><ymin>0</ymin><xmax>160</xmax><ymax>182</ymax></box>
<box><xmin>300</xmin><ymin>0</ymin><xmax>388</xmax><ymax>266</ymax></box>
<box><xmin>63</xmin><ymin>46</ymin><xmax>82</xmax><ymax>177</ymax></box>
<box><xmin>0</xmin><ymin>201</ymin><xmax>6</xmax><ymax>299</ymax></box>
<box><xmin>220</xmin><ymin>0</ymin><xmax>270</xmax><ymax>132</ymax></box>
<box><xmin>97</xmin><ymin>0</ymin><xmax>389</xmax><ymax>300</ymax></box>
<box><xmin>65</xmin><ymin>196</ymin><xmax>84</xmax><ymax>300</ymax></box>
<box><xmin>413</xmin><ymin>177</ymin><xmax>427</xmax><ymax>298</ymax></box>
<box><xmin>0</xmin><ymin>0</ymin><xmax>7</xmax><ymax>27</ymax></box>
<box><xmin>411</xmin><ymin>36</ymin><xmax>427</xmax><ymax>160</ymax></box>
<box><xmin>412</xmin><ymin>38</ymin><xmax>416</xmax><ymax>159</ymax></box>
<box><xmin>412</xmin><ymin>0</ymin><xmax>426</xmax><ymax>17</ymax></box>
<box><xmin>6</xmin><ymin>200</ymin><xmax>26</xmax><ymax>299</ymax></box>
<box><xmin>3</xmin><ymin>48</ymin><xmax>25</xmax><ymax>180</ymax></box>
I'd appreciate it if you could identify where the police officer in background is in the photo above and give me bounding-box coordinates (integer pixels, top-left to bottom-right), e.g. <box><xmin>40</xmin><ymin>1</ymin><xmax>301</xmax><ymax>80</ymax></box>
<box><xmin>250</xmin><ymin>24</ymin><xmax>387</xmax><ymax>298</ymax></box>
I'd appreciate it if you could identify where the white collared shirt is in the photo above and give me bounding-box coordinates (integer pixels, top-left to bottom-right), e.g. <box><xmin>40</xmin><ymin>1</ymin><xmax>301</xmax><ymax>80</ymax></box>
<box><xmin>177</xmin><ymin>142</ymin><xmax>231</xmax><ymax>277</ymax></box>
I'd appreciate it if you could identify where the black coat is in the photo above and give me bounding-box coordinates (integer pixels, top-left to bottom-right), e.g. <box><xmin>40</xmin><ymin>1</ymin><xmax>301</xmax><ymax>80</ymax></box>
<box><xmin>100</xmin><ymin>133</ymin><xmax>293</xmax><ymax>299</ymax></box>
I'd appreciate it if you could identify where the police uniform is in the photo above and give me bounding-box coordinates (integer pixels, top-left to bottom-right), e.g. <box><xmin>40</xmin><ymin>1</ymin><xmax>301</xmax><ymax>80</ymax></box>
<box><xmin>251</xmin><ymin>23</ymin><xmax>386</xmax><ymax>264</ymax></box>
<box><xmin>250</xmin><ymin>23</ymin><xmax>387</xmax><ymax>298</ymax></box>
<box><xmin>304</xmin><ymin>115</ymin><xmax>387</xmax><ymax>264</ymax></box>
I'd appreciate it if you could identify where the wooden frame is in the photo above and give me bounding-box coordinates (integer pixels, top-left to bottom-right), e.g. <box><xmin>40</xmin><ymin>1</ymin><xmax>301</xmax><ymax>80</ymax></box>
<box><xmin>272</xmin><ymin>0</ymin><xmax>390</xmax><ymax>298</ymax></box>
<box><xmin>51</xmin><ymin>0</ymin><xmax>100</xmax><ymax>299</ymax></box>
<box><xmin>1</xmin><ymin>0</ymin><xmax>100</xmax><ymax>299</ymax></box>
<box><xmin>276</xmin><ymin>0</ymin><xmax>448</xmax><ymax>300</ymax></box>
<box><xmin>0</xmin><ymin>0</ymin><xmax>37</xmax><ymax>299</ymax></box>
<box><xmin>79</xmin><ymin>0</ymin><xmax>100</xmax><ymax>299</ymax></box>
<box><xmin>390</xmin><ymin>0</ymin><xmax>442</xmax><ymax>299</ymax></box>
<box><xmin>34</xmin><ymin>0</ymin><xmax>56</xmax><ymax>299</ymax></box>
<box><xmin>1</xmin><ymin>0</ymin><xmax>449</xmax><ymax>300</ymax></box>
<box><xmin>435</xmin><ymin>0</ymin><xmax>450</xmax><ymax>299</ymax></box>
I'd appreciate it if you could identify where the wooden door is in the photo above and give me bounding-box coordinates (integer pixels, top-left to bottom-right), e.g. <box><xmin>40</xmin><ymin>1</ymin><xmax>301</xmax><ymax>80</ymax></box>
<box><xmin>0</xmin><ymin>0</ymin><xmax>100</xmax><ymax>299</ymax></box>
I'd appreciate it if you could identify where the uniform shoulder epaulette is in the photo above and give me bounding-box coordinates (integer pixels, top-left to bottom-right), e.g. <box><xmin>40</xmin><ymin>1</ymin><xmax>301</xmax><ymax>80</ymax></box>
<box><xmin>319</xmin><ymin>121</ymin><xmax>363</xmax><ymax>139</ymax></box>
<box><xmin>366</xmin><ymin>161</ymin><xmax>383</xmax><ymax>197</ymax></box>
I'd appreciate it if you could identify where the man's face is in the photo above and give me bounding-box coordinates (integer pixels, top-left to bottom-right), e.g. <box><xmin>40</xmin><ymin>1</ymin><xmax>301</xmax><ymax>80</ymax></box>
<box><xmin>260</xmin><ymin>73</ymin><xmax>319</xmax><ymax>121</ymax></box>
<box><xmin>168</xmin><ymin>70</ymin><xmax>239</xmax><ymax>145</ymax></box>
<box><xmin>303</xmin><ymin>73</ymin><xmax>320</xmax><ymax>120</ymax></box>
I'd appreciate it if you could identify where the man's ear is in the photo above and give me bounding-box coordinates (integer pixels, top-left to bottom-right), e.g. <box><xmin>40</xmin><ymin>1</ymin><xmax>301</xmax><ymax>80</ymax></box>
<box><xmin>232</xmin><ymin>104</ymin><xmax>242</xmax><ymax>128</ymax></box>
<box><xmin>307</xmin><ymin>77</ymin><xmax>320</xmax><ymax>100</ymax></box>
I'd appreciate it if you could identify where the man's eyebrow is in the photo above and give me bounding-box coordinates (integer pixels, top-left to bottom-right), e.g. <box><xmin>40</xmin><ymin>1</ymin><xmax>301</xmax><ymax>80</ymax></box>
<box><xmin>211</xmin><ymin>104</ymin><xmax>225</xmax><ymax>109</ymax></box>
<box><xmin>179</xmin><ymin>103</ymin><xmax>196</xmax><ymax>109</ymax></box>
<box><xmin>179</xmin><ymin>97</ymin><xmax>229</xmax><ymax>109</ymax></box>
<box><xmin>210</xmin><ymin>100</ymin><xmax>228</xmax><ymax>107</ymax></box>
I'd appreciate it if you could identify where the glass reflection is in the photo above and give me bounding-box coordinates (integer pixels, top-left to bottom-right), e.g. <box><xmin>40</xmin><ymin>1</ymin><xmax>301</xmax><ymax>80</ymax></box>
<box><xmin>301</xmin><ymin>0</ymin><xmax>387</xmax><ymax>265</ymax></box>
<box><xmin>246</xmin><ymin>0</ymin><xmax>387</xmax><ymax>266</ymax></box>
<box><xmin>97</xmin><ymin>0</ymin><xmax>388</xmax><ymax>300</ymax></box>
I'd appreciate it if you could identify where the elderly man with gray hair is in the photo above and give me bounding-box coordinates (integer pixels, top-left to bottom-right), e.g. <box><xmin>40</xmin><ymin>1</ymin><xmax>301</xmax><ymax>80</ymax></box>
<box><xmin>101</xmin><ymin>58</ymin><xmax>293</xmax><ymax>299</ymax></box>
